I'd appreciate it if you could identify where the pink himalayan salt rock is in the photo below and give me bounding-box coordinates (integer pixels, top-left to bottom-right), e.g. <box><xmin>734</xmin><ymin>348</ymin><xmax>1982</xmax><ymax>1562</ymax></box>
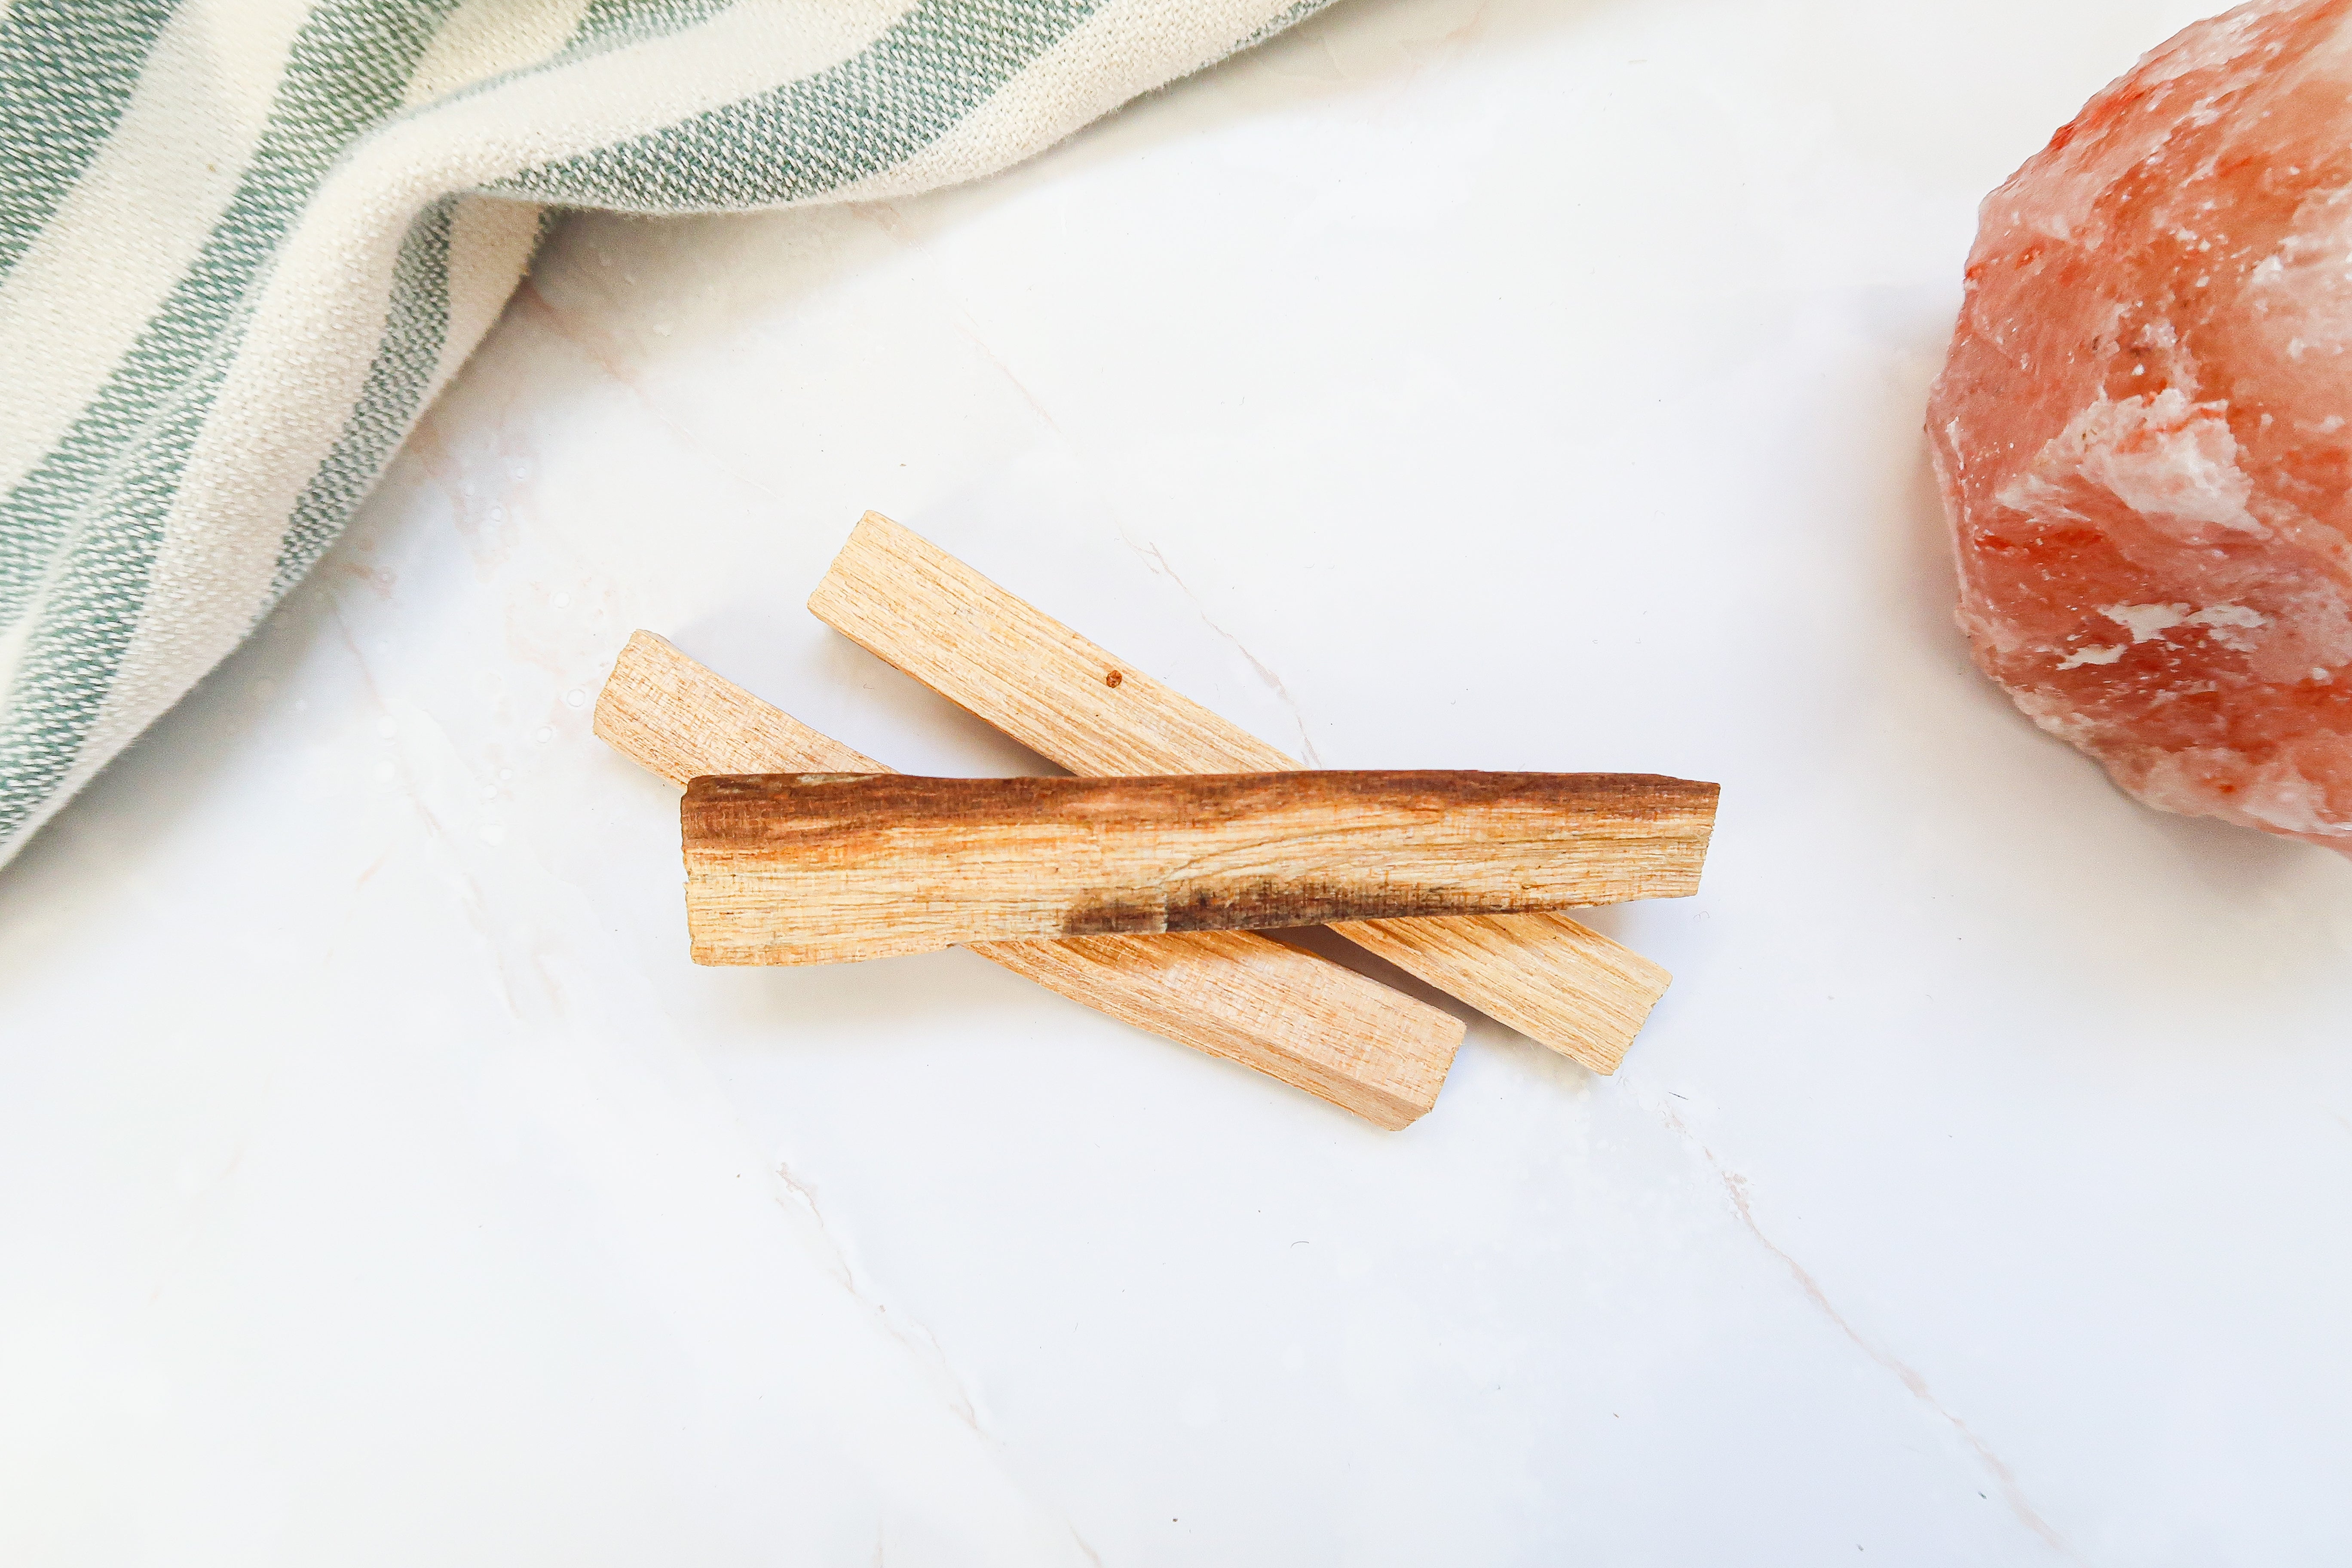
<box><xmin>1928</xmin><ymin>0</ymin><xmax>2352</xmax><ymax>850</ymax></box>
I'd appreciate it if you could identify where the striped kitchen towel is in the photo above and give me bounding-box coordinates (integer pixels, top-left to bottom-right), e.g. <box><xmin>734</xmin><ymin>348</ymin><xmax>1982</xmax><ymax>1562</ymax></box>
<box><xmin>0</xmin><ymin>0</ymin><xmax>1324</xmax><ymax>870</ymax></box>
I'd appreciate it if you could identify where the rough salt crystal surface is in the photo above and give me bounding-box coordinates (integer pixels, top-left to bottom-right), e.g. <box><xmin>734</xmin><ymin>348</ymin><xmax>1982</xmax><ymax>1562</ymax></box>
<box><xmin>1928</xmin><ymin>0</ymin><xmax>2352</xmax><ymax>849</ymax></box>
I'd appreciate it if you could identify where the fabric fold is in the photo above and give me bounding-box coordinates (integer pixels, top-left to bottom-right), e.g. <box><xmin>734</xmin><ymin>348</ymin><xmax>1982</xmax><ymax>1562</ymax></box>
<box><xmin>0</xmin><ymin>0</ymin><xmax>1326</xmax><ymax>867</ymax></box>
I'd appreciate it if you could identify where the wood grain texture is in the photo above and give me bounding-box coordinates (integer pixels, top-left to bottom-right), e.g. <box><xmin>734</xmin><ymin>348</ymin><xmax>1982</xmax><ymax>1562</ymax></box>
<box><xmin>807</xmin><ymin>511</ymin><xmax>1690</xmax><ymax>1074</ymax></box>
<box><xmin>594</xmin><ymin>630</ymin><xmax>1464</xmax><ymax>1129</ymax></box>
<box><xmin>684</xmin><ymin>769</ymin><xmax>1715</xmax><ymax>965</ymax></box>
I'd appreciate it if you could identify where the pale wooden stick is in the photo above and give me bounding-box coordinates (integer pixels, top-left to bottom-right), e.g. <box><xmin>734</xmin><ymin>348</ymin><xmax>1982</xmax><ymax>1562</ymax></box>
<box><xmin>685</xmin><ymin>770</ymin><xmax>1715</xmax><ymax>965</ymax></box>
<box><xmin>808</xmin><ymin>512</ymin><xmax>1683</xmax><ymax>1074</ymax></box>
<box><xmin>595</xmin><ymin>631</ymin><xmax>1464</xmax><ymax>1129</ymax></box>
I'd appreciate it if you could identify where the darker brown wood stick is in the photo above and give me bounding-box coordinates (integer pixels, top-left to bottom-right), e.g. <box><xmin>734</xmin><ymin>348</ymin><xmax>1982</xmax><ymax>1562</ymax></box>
<box><xmin>685</xmin><ymin>769</ymin><xmax>1717</xmax><ymax>966</ymax></box>
<box><xmin>805</xmin><ymin>512</ymin><xmax>1693</xmax><ymax>1075</ymax></box>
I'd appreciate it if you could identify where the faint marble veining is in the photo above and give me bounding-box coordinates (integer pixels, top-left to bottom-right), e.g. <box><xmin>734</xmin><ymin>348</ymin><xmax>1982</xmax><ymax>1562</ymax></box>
<box><xmin>330</xmin><ymin>602</ymin><xmax>560</xmax><ymax>1026</ymax></box>
<box><xmin>1659</xmin><ymin>1103</ymin><xmax>2078</xmax><ymax>1562</ymax></box>
<box><xmin>849</xmin><ymin>202</ymin><xmax>1069</xmax><ymax>439</ymax></box>
<box><xmin>514</xmin><ymin>276</ymin><xmax>783</xmax><ymax>504</ymax></box>
<box><xmin>770</xmin><ymin>1155</ymin><xmax>1107</xmax><ymax>1565</ymax></box>
<box><xmin>1122</xmin><ymin>533</ymin><xmax>1324</xmax><ymax>765</ymax></box>
<box><xmin>772</xmin><ymin>1157</ymin><xmax>982</xmax><ymax>1433</ymax></box>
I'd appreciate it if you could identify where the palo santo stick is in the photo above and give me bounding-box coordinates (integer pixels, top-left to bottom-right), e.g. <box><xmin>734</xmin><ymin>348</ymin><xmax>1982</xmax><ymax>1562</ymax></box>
<box><xmin>808</xmin><ymin>512</ymin><xmax>1684</xmax><ymax>1074</ymax></box>
<box><xmin>685</xmin><ymin>769</ymin><xmax>1715</xmax><ymax>965</ymax></box>
<box><xmin>596</xmin><ymin>631</ymin><xmax>1464</xmax><ymax>1129</ymax></box>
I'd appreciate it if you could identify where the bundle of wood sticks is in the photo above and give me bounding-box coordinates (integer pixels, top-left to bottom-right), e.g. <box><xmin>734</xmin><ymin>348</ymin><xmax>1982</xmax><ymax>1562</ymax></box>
<box><xmin>595</xmin><ymin>514</ymin><xmax>1719</xmax><ymax>1130</ymax></box>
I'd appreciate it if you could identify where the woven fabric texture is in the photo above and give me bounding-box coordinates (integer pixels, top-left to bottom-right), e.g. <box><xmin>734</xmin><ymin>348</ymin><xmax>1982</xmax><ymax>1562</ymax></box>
<box><xmin>0</xmin><ymin>0</ymin><xmax>1322</xmax><ymax>867</ymax></box>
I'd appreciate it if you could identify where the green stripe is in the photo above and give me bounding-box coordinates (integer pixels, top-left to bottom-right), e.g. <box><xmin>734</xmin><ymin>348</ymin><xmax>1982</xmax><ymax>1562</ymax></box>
<box><xmin>568</xmin><ymin>0</ymin><xmax>738</xmax><ymax>50</ymax></box>
<box><xmin>491</xmin><ymin>0</ymin><xmax>1100</xmax><ymax>210</ymax></box>
<box><xmin>0</xmin><ymin>0</ymin><xmax>179</xmax><ymax>282</ymax></box>
<box><xmin>0</xmin><ymin>0</ymin><xmax>462</xmax><ymax>845</ymax></box>
<box><xmin>266</xmin><ymin>197</ymin><xmax>461</xmax><ymax>600</ymax></box>
<box><xmin>253</xmin><ymin>3</ymin><xmax>734</xmax><ymax>604</ymax></box>
<box><xmin>0</xmin><ymin>322</ymin><xmax>236</xmax><ymax>841</ymax></box>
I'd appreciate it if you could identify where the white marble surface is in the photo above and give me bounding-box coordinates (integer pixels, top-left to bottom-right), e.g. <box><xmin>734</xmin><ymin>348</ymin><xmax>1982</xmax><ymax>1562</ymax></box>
<box><xmin>9</xmin><ymin>0</ymin><xmax>2352</xmax><ymax>1562</ymax></box>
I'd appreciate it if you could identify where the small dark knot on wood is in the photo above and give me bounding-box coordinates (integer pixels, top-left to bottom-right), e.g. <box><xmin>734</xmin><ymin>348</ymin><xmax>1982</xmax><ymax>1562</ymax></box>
<box><xmin>1104</xmin><ymin>669</ymin><xmax>1124</xmax><ymax>687</ymax></box>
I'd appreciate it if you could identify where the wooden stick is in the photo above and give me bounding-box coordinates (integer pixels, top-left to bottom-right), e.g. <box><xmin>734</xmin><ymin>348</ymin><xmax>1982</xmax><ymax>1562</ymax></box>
<box><xmin>595</xmin><ymin>631</ymin><xmax>1464</xmax><ymax>1129</ymax></box>
<box><xmin>808</xmin><ymin>512</ymin><xmax>1685</xmax><ymax>1074</ymax></box>
<box><xmin>685</xmin><ymin>769</ymin><xmax>1715</xmax><ymax>965</ymax></box>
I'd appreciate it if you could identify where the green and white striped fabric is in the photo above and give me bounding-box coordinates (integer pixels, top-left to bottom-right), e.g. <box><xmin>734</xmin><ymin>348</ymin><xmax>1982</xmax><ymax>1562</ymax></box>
<box><xmin>0</xmin><ymin>0</ymin><xmax>1323</xmax><ymax>869</ymax></box>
